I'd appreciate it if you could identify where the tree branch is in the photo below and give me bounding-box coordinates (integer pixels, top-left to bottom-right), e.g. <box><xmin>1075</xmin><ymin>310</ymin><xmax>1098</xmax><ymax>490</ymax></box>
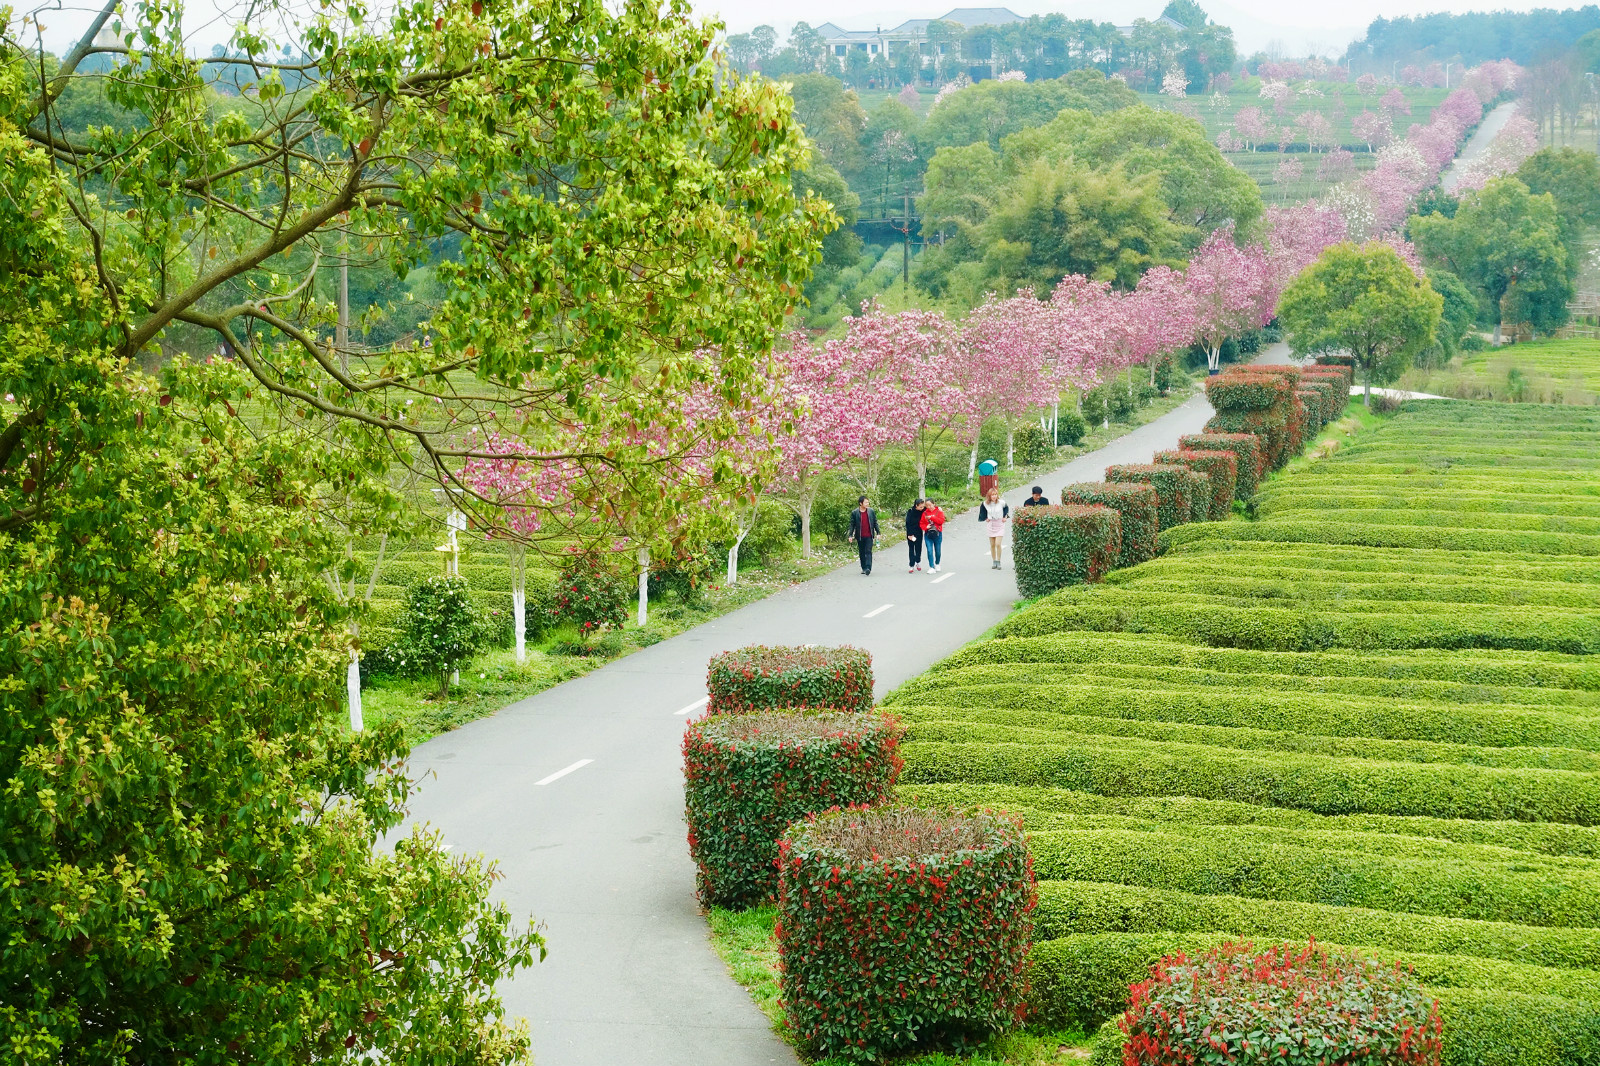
<box><xmin>26</xmin><ymin>0</ymin><xmax>121</xmax><ymax>124</ymax></box>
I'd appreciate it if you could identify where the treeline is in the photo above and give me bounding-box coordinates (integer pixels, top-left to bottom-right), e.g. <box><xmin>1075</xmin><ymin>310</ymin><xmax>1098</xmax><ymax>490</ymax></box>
<box><xmin>1346</xmin><ymin>7</ymin><xmax>1600</xmax><ymax>68</ymax></box>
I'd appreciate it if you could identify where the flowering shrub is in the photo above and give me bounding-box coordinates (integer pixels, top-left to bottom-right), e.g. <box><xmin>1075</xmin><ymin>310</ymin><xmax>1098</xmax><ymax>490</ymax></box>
<box><xmin>548</xmin><ymin>550</ymin><xmax>630</xmax><ymax>634</ymax></box>
<box><xmin>1105</xmin><ymin>464</ymin><xmax>1191</xmax><ymax>531</ymax></box>
<box><xmin>777</xmin><ymin>807</ymin><xmax>1036</xmax><ymax>1062</ymax></box>
<box><xmin>1012</xmin><ymin>504</ymin><xmax>1122</xmax><ymax>598</ymax></box>
<box><xmin>394</xmin><ymin>575</ymin><xmax>483</xmax><ymax>698</ymax></box>
<box><xmin>706</xmin><ymin>644</ymin><xmax>874</xmax><ymax>715</ymax></box>
<box><xmin>1060</xmin><ymin>482</ymin><xmax>1159</xmax><ymax>567</ymax></box>
<box><xmin>682</xmin><ymin>711</ymin><xmax>902</xmax><ymax>907</ymax></box>
<box><xmin>1119</xmin><ymin>939</ymin><xmax>1443</xmax><ymax>1066</ymax></box>
<box><xmin>1179</xmin><ymin>433</ymin><xmax>1264</xmax><ymax>500</ymax></box>
<box><xmin>1154</xmin><ymin>450</ymin><xmax>1237</xmax><ymax>519</ymax></box>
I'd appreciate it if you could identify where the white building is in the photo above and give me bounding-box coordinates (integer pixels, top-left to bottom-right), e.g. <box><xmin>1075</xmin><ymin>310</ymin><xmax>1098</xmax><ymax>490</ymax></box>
<box><xmin>814</xmin><ymin>7</ymin><xmax>1024</xmax><ymax>62</ymax></box>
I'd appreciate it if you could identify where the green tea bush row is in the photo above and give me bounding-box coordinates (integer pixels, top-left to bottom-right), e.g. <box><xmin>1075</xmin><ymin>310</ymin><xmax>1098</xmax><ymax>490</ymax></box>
<box><xmin>900</xmin><ymin>709</ymin><xmax>1600</xmax><ymax>773</ymax></box>
<box><xmin>1019</xmin><ymin>829</ymin><xmax>1600</xmax><ymax>926</ymax></box>
<box><xmin>1059</xmin><ymin>483</ymin><xmax>1159</xmax><ymax>568</ymax></box>
<box><xmin>994</xmin><ymin>599</ymin><xmax>1600</xmax><ymax>655</ymax></box>
<box><xmin>1031</xmin><ymin>879</ymin><xmax>1600</xmax><ymax>973</ymax></box>
<box><xmin>1262</xmin><ymin>506</ymin><xmax>1600</xmax><ymax>535</ymax></box>
<box><xmin>901</xmin><ymin>782</ymin><xmax>1600</xmax><ymax>860</ymax></box>
<box><xmin>705</xmin><ymin>644</ymin><xmax>874</xmax><ymax>714</ymax></box>
<box><xmin>777</xmin><ymin>807</ymin><xmax>1035</xmax><ymax>1062</ymax></box>
<box><xmin>899</xmin><ymin>739</ymin><xmax>1600</xmax><ymax>824</ymax></box>
<box><xmin>926</xmin><ymin>633</ymin><xmax>1600</xmax><ymax>691</ymax></box>
<box><xmin>1010</xmin><ymin>505</ymin><xmax>1121</xmax><ymax>599</ymax></box>
<box><xmin>1257</xmin><ymin>491</ymin><xmax>1600</xmax><ymax>520</ymax></box>
<box><xmin>1160</xmin><ymin>518</ymin><xmax>1600</xmax><ymax>557</ymax></box>
<box><xmin>1104</xmin><ymin>464</ymin><xmax>1191</xmax><ymax>531</ymax></box>
<box><xmin>1115</xmin><ymin>572</ymin><xmax>1600</xmax><ymax>608</ymax></box>
<box><xmin>682</xmin><ymin>711</ymin><xmax>902</xmax><ymax>907</ymax></box>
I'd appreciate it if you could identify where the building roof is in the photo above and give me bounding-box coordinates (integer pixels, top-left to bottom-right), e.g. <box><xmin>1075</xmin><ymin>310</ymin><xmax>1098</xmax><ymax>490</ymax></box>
<box><xmin>1115</xmin><ymin>14</ymin><xmax>1187</xmax><ymax>36</ymax></box>
<box><xmin>936</xmin><ymin>7</ymin><xmax>1023</xmax><ymax>28</ymax></box>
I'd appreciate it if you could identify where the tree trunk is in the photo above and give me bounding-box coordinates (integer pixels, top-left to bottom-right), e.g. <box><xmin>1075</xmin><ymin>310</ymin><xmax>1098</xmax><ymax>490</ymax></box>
<box><xmin>800</xmin><ymin>497</ymin><xmax>813</xmax><ymax>558</ymax></box>
<box><xmin>1207</xmin><ymin>344</ymin><xmax>1222</xmax><ymax>373</ymax></box>
<box><xmin>636</xmin><ymin>544</ymin><xmax>649</xmax><ymax>627</ymax></box>
<box><xmin>1363</xmin><ymin>359</ymin><xmax>1373</xmax><ymax>406</ymax></box>
<box><xmin>966</xmin><ymin>441</ymin><xmax>978</xmax><ymax>485</ymax></box>
<box><xmin>510</xmin><ymin>545</ymin><xmax>527</xmax><ymax>663</ymax></box>
<box><xmin>916</xmin><ymin>458</ymin><xmax>927</xmax><ymax>500</ymax></box>
<box><xmin>1006</xmin><ymin>424</ymin><xmax>1014</xmax><ymax>468</ymax></box>
<box><xmin>727</xmin><ymin>512</ymin><xmax>752</xmax><ymax>585</ymax></box>
<box><xmin>346</xmin><ymin>629</ymin><xmax>363</xmax><ymax>732</ymax></box>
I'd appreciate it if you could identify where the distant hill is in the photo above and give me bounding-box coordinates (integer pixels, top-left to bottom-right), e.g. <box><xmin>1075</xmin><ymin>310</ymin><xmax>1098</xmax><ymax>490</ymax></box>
<box><xmin>1345</xmin><ymin>7</ymin><xmax>1600</xmax><ymax>68</ymax></box>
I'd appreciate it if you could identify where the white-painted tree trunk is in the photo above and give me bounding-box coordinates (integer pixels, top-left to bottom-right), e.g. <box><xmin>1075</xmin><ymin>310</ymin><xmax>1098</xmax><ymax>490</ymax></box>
<box><xmin>916</xmin><ymin>459</ymin><xmax>927</xmax><ymax>499</ymax></box>
<box><xmin>346</xmin><ymin>637</ymin><xmax>363</xmax><ymax>732</ymax></box>
<box><xmin>637</xmin><ymin>544</ymin><xmax>649</xmax><ymax>627</ymax></box>
<box><xmin>726</xmin><ymin>529</ymin><xmax>748</xmax><ymax>585</ymax></box>
<box><xmin>510</xmin><ymin>544</ymin><xmax>527</xmax><ymax>663</ymax></box>
<box><xmin>1207</xmin><ymin>345</ymin><xmax>1222</xmax><ymax>373</ymax></box>
<box><xmin>1006</xmin><ymin>424</ymin><xmax>1015</xmax><ymax>468</ymax></box>
<box><xmin>966</xmin><ymin>441</ymin><xmax>978</xmax><ymax>484</ymax></box>
<box><xmin>800</xmin><ymin>496</ymin><xmax>814</xmax><ymax>558</ymax></box>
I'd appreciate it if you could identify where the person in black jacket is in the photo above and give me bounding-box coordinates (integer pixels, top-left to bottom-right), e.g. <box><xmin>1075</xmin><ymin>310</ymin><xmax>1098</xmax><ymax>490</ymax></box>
<box><xmin>904</xmin><ymin>498</ymin><xmax>926</xmax><ymax>573</ymax></box>
<box><xmin>1023</xmin><ymin>486</ymin><xmax>1050</xmax><ymax>507</ymax></box>
<box><xmin>847</xmin><ymin>496</ymin><xmax>881</xmax><ymax>575</ymax></box>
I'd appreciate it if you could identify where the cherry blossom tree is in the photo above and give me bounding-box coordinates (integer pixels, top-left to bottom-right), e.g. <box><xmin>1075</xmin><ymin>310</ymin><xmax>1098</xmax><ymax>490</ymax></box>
<box><xmin>1184</xmin><ymin>227</ymin><xmax>1274</xmax><ymax>373</ymax></box>
<box><xmin>1259</xmin><ymin>80</ymin><xmax>1291</xmax><ymax>116</ymax></box>
<box><xmin>1295</xmin><ymin>112</ymin><xmax>1335</xmax><ymax>152</ymax></box>
<box><xmin>1352</xmin><ymin>110</ymin><xmax>1393</xmax><ymax>152</ymax></box>
<box><xmin>1400</xmin><ymin>65</ymin><xmax>1423</xmax><ymax>87</ymax></box>
<box><xmin>1162</xmin><ymin>68</ymin><xmax>1188</xmax><ymax>98</ymax></box>
<box><xmin>1355</xmin><ymin>72</ymin><xmax>1378</xmax><ymax>96</ymax></box>
<box><xmin>962</xmin><ymin>290</ymin><xmax>1065</xmax><ymax>468</ymax></box>
<box><xmin>1274</xmin><ymin>155</ymin><xmax>1304</xmax><ymax>189</ymax></box>
<box><xmin>1380</xmin><ymin>87</ymin><xmax>1411</xmax><ymax>116</ymax></box>
<box><xmin>1234</xmin><ymin>106</ymin><xmax>1271</xmax><ymax>150</ymax></box>
<box><xmin>1317</xmin><ymin>148</ymin><xmax>1357</xmax><ymax>183</ymax></box>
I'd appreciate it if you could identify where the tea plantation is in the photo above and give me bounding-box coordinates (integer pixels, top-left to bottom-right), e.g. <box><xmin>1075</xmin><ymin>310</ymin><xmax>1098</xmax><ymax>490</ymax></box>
<box><xmin>885</xmin><ymin>400</ymin><xmax>1600</xmax><ymax>1066</ymax></box>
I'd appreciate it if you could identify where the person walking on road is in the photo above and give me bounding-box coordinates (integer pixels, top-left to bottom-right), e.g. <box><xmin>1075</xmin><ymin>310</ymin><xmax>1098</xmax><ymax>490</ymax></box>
<box><xmin>1023</xmin><ymin>486</ymin><xmax>1050</xmax><ymax>507</ymax></box>
<box><xmin>848</xmin><ymin>496</ymin><xmax>881</xmax><ymax>576</ymax></box>
<box><xmin>905</xmin><ymin>498</ymin><xmax>927</xmax><ymax>573</ymax></box>
<box><xmin>979</xmin><ymin>488</ymin><xmax>1009</xmax><ymax>570</ymax></box>
<box><xmin>921</xmin><ymin>499</ymin><xmax>947</xmax><ymax>572</ymax></box>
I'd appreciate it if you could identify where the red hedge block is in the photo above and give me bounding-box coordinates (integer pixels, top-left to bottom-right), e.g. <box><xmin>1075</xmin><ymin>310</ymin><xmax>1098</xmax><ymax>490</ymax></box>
<box><xmin>1203</xmin><ymin>373</ymin><xmax>1290</xmax><ymax>411</ymax></box>
<box><xmin>1181</xmin><ymin>470</ymin><xmax>1211</xmax><ymax>522</ymax></box>
<box><xmin>1178</xmin><ymin>433</ymin><xmax>1264</xmax><ymax>499</ymax></box>
<box><xmin>777</xmin><ymin>807</ymin><xmax>1036</xmax><ymax>1062</ymax></box>
<box><xmin>1105</xmin><ymin>464</ymin><xmax>1191</xmax><ymax>531</ymax></box>
<box><xmin>1154</xmin><ymin>449</ymin><xmax>1236</xmax><ymax>519</ymax></box>
<box><xmin>1205</xmin><ymin>406</ymin><xmax>1291</xmax><ymax>470</ymax></box>
<box><xmin>683</xmin><ymin>711</ymin><xmax>902</xmax><ymax>907</ymax></box>
<box><xmin>1060</xmin><ymin>482</ymin><xmax>1160</xmax><ymax>568</ymax></box>
<box><xmin>706</xmin><ymin>645</ymin><xmax>874</xmax><ymax>715</ymax></box>
<box><xmin>1011</xmin><ymin>504</ymin><xmax>1122</xmax><ymax>598</ymax></box>
<box><xmin>1121</xmin><ymin>939</ymin><xmax>1443</xmax><ymax>1066</ymax></box>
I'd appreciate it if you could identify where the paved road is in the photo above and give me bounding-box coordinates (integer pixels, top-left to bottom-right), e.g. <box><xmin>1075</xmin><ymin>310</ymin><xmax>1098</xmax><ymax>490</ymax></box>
<box><xmin>1441</xmin><ymin>101</ymin><xmax>1517</xmax><ymax>193</ymax></box>
<box><xmin>396</xmin><ymin>349</ymin><xmax>1291</xmax><ymax>1066</ymax></box>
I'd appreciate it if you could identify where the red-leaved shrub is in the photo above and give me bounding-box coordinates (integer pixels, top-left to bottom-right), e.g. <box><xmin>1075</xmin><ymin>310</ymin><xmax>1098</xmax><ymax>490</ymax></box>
<box><xmin>1178</xmin><ymin>433</ymin><xmax>1264</xmax><ymax>499</ymax></box>
<box><xmin>777</xmin><ymin>807</ymin><xmax>1036</xmax><ymax>1062</ymax></box>
<box><xmin>1120</xmin><ymin>939</ymin><xmax>1443</xmax><ymax>1066</ymax></box>
<box><xmin>706</xmin><ymin>644</ymin><xmax>873</xmax><ymax>715</ymax></box>
<box><xmin>1105</xmin><ymin>464</ymin><xmax>1191</xmax><ymax>531</ymax></box>
<box><xmin>683</xmin><ymin>711</ymin><xmax>901</xmax><ymax>907</ymax></box>
<box><xmin>1060</xmin><ymin>482</ymin><xmax>1159</xmax><ymax>568</ymax></box>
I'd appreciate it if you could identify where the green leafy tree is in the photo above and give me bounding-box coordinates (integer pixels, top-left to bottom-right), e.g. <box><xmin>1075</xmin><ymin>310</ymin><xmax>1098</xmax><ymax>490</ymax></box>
<box><xmin>1516</xmin><ymin>146</ymin><xmax>1600</xmax><ymax>251</ymax></box>
<box><xmin>1425</xmin><ymin>268</ymin><xmax>1480</xmax><ymax>359</ymax></box>
<box><xmin>1278</xmin><ymin>243</ymin><xmax>1444</xmax><ymax>404</ymax></box>
<box><xmin>1411</xmin><ymin>177</ymin><xmax>1573</xmax><ymax>339</ymax></box>
<box><xmin>397</xmin><ymin>576</ymin><xmax>484</xmax><ymax>699</ymax></box>
<box><xmin>918</xmin><ymin>72</ymin><xmax>1136</xmax><ymax>154</ymax></box>
<box><xmin>787</xmin><ymin>73</ymin><xmax>869</xmax><ymax>176</ymax></box>
<box><xmin>1161</xmin><ymin>0</ymin><xmax>1210</xmax><ymax>28</ymax></box>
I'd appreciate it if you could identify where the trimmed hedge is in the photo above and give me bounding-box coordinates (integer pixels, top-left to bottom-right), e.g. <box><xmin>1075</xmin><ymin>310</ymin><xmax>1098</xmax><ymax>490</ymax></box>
<box><xmin>1204</xmin><ymin>373</ymin><xmax>1291</xmax><ymax>411</ymax></box>
<box><xmin>1060</xmin><ymin>483</ymin><xmax>1159</xmax><ymax>568</ymax></box>
<box><xmin>1154</xmin><ymin>449</ymin><xmax>1236</xmax><ymax>519</ymax></box>
<box><xmin>777</xmin><ymin>807</ymin><xmax>1036</xmax><ymax>1061</ymax></box>
<box><xmin>1159</xmin><ymin>517</ymin><xmax>1600</xmax><ymax>557</ymax></box>
<box><xmin>1011</xmin><ymin>505</ymin><xmax>1121</xmax><ymax>599</ymax></box>
<box><xmin>1178</xmin><ymin>433</ymin><xmax>1264</xmax><ymax>499</ymax></box>
<box><xmin>900</xmin><ymin>739</ymin><xmax>1600</xmax><ymax>824</ymax></box>
<box><xmin>1118</xmin><ymin>940</ymin><xmax>1441</xmax><ymax>1066</ymax></box>
<box><xmin>706</xmin><ymin>644</ymin><xmax>874</xmax><ymax>715</ymax></box>
<box><xmin>1104</xmin><ymin>464</ymin><xmax>1191</xmax><ymax>531</ymax></box>
<box><xmin>1205</xmin><ymin>407</ymin><xmax>1291</xmax><ymax>471</ymax></box>
<box><xmin>683</xmin><ymin>710</ymin><xmax>903</xmax><ymax>906</ymax></box>
<box><xmin>1031</xmin><ymin>934</ymin><xmax>1600</xmax><ymax>1066</ymax></box>
<box><xmin>1032</xmin><ymin>879</ymin><xmax>1600</xmax><ymax>973</ymax></box>
<box><xmin>1180</xmin><ymin>470</ymin><xmax>1211</xmax><ymax>522</ymax></box>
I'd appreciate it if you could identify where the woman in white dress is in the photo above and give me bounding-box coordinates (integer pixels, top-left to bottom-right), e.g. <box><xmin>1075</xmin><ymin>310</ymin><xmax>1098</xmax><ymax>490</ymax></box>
<box><xmin>978</xmin><ymin>488</ymin><xmax>1009</xmax><ymax>570</ymax></box>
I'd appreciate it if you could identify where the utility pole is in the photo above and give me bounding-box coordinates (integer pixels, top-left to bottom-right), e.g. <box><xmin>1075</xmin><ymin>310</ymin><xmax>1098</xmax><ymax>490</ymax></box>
<box><xmin>902</xmin><ymin>190</ymin><xmax>911</xmax><ymax>288</ymax></box>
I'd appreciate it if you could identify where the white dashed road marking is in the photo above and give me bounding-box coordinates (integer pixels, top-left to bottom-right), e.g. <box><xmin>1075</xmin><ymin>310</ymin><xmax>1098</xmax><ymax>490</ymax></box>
<box><xmin>535</xmin><ymin>759</ymin><xmax>594</xmax><ymax>786</ymax></box>
<box><xmin>932</xmin><ymin>572</ymin><xmax>954</xmax><ymax>584</ymax></box>
<box><xmin>675</xmin><ymin>696</ymin><xmax>709</xmax><ymax>716</ymax></box>
<box><xmin>863</xmin><ymin>604</ymin><xmax>894</xmax><ymax>619</ymax></box>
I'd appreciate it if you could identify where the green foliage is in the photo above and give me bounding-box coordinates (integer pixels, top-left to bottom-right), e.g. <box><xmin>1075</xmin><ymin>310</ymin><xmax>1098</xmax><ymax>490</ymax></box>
<box><xmin>1516</xmin><ymin>147</ymin><xmax>1600</xmax><ymax>251</ymax></box>
<box><xmin>1012</xmin><ymin>423</ymin><xmax>1055</xmax><ymax>466</ymax></box>
<box><xmin>682</xmin><ymin>711</ymin><xmax>903</xmax><ymax>907</ymax></box>
<box><xmin>1059</xmin><ymin>483</ymin><xmax>1161</xmax><ymax>568</ymax></box>
<box><xmin>1106</xmin><ymin>379</ymin><xmax>1138</xmax><ymax>422</ymax></box>
<box><xmin>395</xmin><ymin>576</ymin><xmax>484</xmax><ymax>698</ymax></box>
<box><xmin>776</xmin><ymin>808</ymin><xmax>1035</xmax><ymax>1062</ymax></box>
<box><xmin>1279</xmin><ymin>242</ymin><xmax>1443</xmax><ymax>399</ymax></box>
<box><xmin>1011</xmin><ymin>505</ymin><xmax>1122</xmax><ymax>599</ymax></box>
<box><xmin>1057</xmin><ymin>408</ymin><xmax>1089</xmax><ymax>446</ymax></box>
<box><xmin>706</xmin><ymin>644</ymin><xmax>875</xmax><ymax>715</ymax></box>
<box><xmin>1104</xmin><ymin>464</ymin><xmax>1192</xmax><ymax>531</ymax></box>
<box><xmin>1180</xmin><ymin>470</ymin><xmax>1212</xmax><ymax>522</ymax></box>
<box><xmin>918</xmin><ymin>76</ymin><xmax>1136</xmax><ymax>155</ymax></box>
<box><xmin>1154</xmin><ymin>450</ymin><xmax>1236</xmax><ymax>519</ymax></box>
<box><xmin>548</xmin><ymin>551</ymin><xmax>632</xmax><ymax>635</ymax></box>
<box><xmin>1412</xmin><ymin>178</ymin><xmax>1572</xmax><ymax>336</ymax></box>
<box><xmin>1080</xmin><ymin>388</ymin><xmax>1108</xmax><ymax>427</ymax></box>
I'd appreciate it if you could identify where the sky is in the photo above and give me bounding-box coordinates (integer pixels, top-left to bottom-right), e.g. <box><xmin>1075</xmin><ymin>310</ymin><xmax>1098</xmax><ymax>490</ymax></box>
<box><xmin>19</xmin><ymin>0</ymin><xmax>1589</xmax><ymax>61</ymax></box>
